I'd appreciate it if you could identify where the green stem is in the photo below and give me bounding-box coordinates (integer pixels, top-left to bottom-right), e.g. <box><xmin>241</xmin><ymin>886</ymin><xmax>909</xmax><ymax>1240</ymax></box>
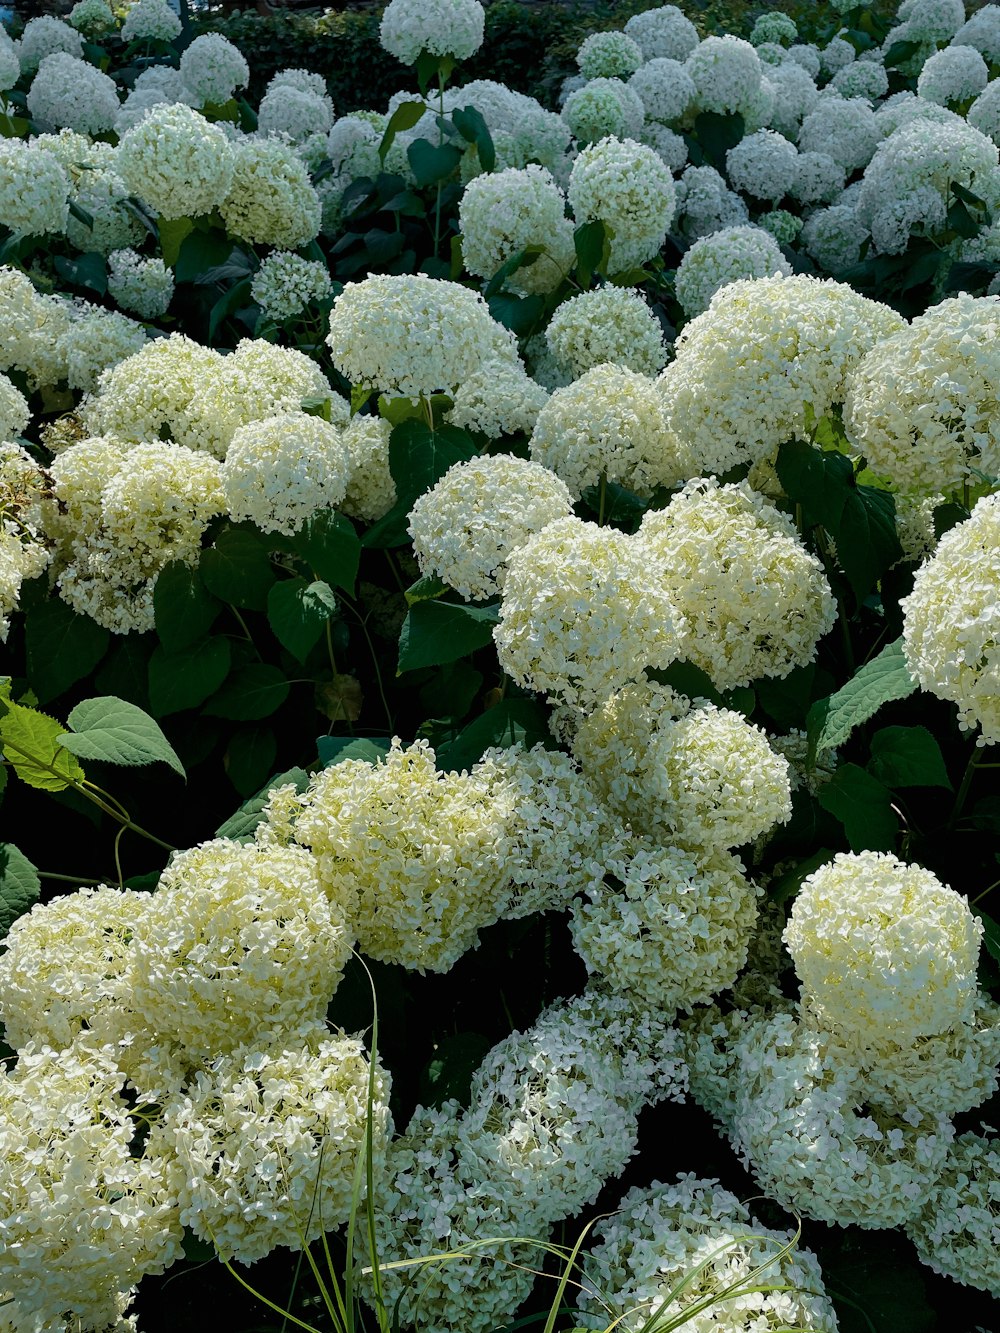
<box><xmin>971</xmin><ymin>876</ymin><xmax>1000</xmax><ymax>907</ymax></box>
<box><xmin>597</xmin><ymin>472</ymin><xmax>608</xmax><ymax>527</ymax></box>
<box><xmin>39</xmin><ymin>871</ymin><xmax>103</xmax><ymax>886</ymax></box>
<box><xmin>950</xmin><ymin>746</ymin><xmax>982</xmax><ymax>828</ymax></box>
<box><xmin>325</xmin><ymin>617</ymin><xmax>339</xmax><ymax>677</ymax></box>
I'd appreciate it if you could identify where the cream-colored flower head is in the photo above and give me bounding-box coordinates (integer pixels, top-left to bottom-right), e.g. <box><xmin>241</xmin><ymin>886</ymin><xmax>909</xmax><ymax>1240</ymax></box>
<box><xmin>568</xmin><ymin>136</ymin><xmax>676</xmax><ymax>270</ymax></box>
<box><xmin>675</xmin><ymin>224</ymin><xmax>791</xmax><ymax>318</ymax></box>
<box><xmin>784</xmin><ymin>851</ymin><xmax>983</xmax><ymax>1043</ymax></box>
<box><xmin>340</xmin><ymin>414</ymin><xmax>396</xmax><ymax>522</ymax></box>
<box><xmin>116</xmin><ymin>102</ymin><xmax>235</xmax><ymax>220</ymax></box>
<box><xmin>222</xmin><ymin>412</ymin><xmax>350</xmax><ymax>536</ymax></box>
<box><xmin>901</xmin><ymin>494</ymin><xmax>1000</xmax><ymax>745</ymax></box>
<box><xmin>408</xmin><ymin>453</ymin><xmax>573</xmax><ymax>601</ymax></box>
<box><xmin>326</xmin><ymin>273</ymin><xmax>518</xmax><ymax>401</ymax></box>
<box><xmin>0</xmin><ymin>139</ymin><xmax>70</xmax><ymax>236</ymax></box>
<box><xmin>905</xmin><ymin>1133</ymin><xmax>1000</xmax><ymax>1298</ymax></box>
<box><xmin>219</xmin><ymin>137</ymin><xmax>321</xmax><ymax>248</ymax></box>
<box><xmin>459</xmin><ymin>163</ymin><xmax>574</xmax><ymax>295</ymax></box>
<box><xmin>446</xmin><ymin>358</ymin><xmax>550</xmax><ymax>439</ymax></box>
<box><xmin>494</xmin><ymin>516</ymin><xmax>686</xmax><ymax>708</ymax></box>
<box><xmin>545</xmin><ymin>286</ymin><xmax>669</xmax><ymax>377</ymax></box>
<box><xmin>379</xmin><ymin>0</ymin><xmax>485</xmax><ymax>64</ymax></box>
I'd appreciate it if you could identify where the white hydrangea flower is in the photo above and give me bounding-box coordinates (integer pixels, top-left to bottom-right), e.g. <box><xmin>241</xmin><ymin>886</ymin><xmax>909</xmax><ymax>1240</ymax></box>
<box><xmin>577</xmin><ymin>30</ymin><xmax>643</xmax><ymax>80</ymax></box>
<box><xmin>0</xmin><ymin>267</ymin><xmax>75</xmax><ymax>388</ymax></box>
<box><xmin>968</xmin><ymin>78</ymin><xmax>1000</xmax><ymax>146</ymax></box>
<box><xmin>0</xmin><ymin>139</ymin><xmax>70</xmax><ymax>236</ymax></box>
<box><xmin>954</xmin><ymin>3</ymin><xmax>1000</xmax><ymax>62</ymax></box>
<box><xmin>544</xmin><ymin>285</ymin><xmax>669</xmax><ymax>377</ymax></box>
<box><xmin>658</xmin><ymin>274</ymin><xmax>904</xmax><ymax>475</ymax></box>
<box><xmin>107</xmin><ymin>249</ymin><xmax>174</xmax><ymax>319</ymax></box>
<box><xmin>830</xmin><ymin>57</ymin><xmax>889</xmax><ymax>102</ymax></box>
<box><xmin>573</xmin><ymin>678</ymin><xmax>792</xmax><ymax>849</ymax></box>
<box><xmin>116</xmin><ymin>102</ymin><xmax>235</xmax><ymax>221</ymax></box>
<box><xmin>327</xmin><ymin>112</ymin><xmax>383</xmax><ymax>184</ymax></box>
<box><xmin>69</xmin><ymin>0</ymin><xmax>116</xmax><ymax>37</ymax></box>
<box><xmin>0</xmin><ymin>30</ymin><xmax>19</xmax><ymax>92</ymax></box>
<box><xmin>919</xmin><ymin>44</ymin><xmax>988</xmax><ymax>105</ymax></box>
<box><xmin>766</xmin><ymin>59</ymin><xmax>819</xmax><ymax>139</ymax></box>
<box><xmin>639</xmin><ymin>120</ymin><xmax>688</xmax><ymax>170</ymax></box>
<box><xmin>897</xmin><ymin>0</ymin><xmax>966</xmax><ymax>43</ymax></box>
<box><xmin>15</xmin><ymin>15</ymin><xmax>82</xmax><ymax>75</ymax></box>
<box><xmin>789</xmin><ymin>40</ymin><xmax>823</xmax><ymax>76</ymax></box>
<box><xmin>571</xmin><ymin>840</ymin><xmax>760</xmax><ymax>1015</ymax></box>
<box><xmin>340</xmin><ymin>414</ymin><xmax>396</xmax><ymax>522</ymax></box>
<box><xmin>725</xmin><ymin>127</ymin><xmax>799</xmax><ymax>201</ymax></box>
<box><xmin>494</xmin><ymin>516</ymin><xmax>686</xmax><ymax>708</ymax></box>
<box><xmin>845</xmin><ymin>294</ymin><xmax>1000</xmax><ymax>493</ymax></box>
<box><xmin>562</xmin><ymin>77</ymin><xmax>645</xmax><ymax>145</ymax></box>
<box><xmin>529</xmin><ymin>362</ymin><xmax>691</xmax><ymax>499</ymax></box>
<box><xmin>905</xmin><ymin>1133</ymin><xmax>1000</xmax><ymax>1297</ymax></box>
<box><xmin>268</xmin><ymin>66</ymin><xmax>329</xmax><ymax>98</ymax></box>
<box><xmin>226</xmin><ymin>337</ymin><xmax>338</xmax><ymax>432</ymax></box>
<box><xmin>790</xmin><ymin>148</ymin><xmax>847</xmax><ymax>203</ymax></box>
<box><xmin>784</xmin><ymin>851</ymin><xmax>983</xmax><ymax>1043</ymax></box>
<box><xmin>579</xmin><ymin>1176</ymin><xmax>838</xmax><ymax>1333</ymax></box>
<box><xmin>221</xmin><ymin>411</ymin><xmax>350</xmax><ymax>536</ymax></box>
<box><xmin>257</xmin><ymin>84</ymin><xmax>333</xmax><ymax>143</ymax></box>
<box><xmin>675</xmin><ymin>224</ymin><xmax>791</xmax><ymax>317</ymax></box>
<box><xmin>0</xmin><ymin>442</ymin><xmax>53</xmax><ymax>641</ymax></box>
<box><xmin>66</xmin><ymin>168</ymin><xmax>146</xmax><ymax>256</ymax></box>
<box><xmin>177</xmin><ymin>32</ymin><xmax>249</xmax><ymax>107</ymax></box>
<box><xmin>459</xmin><ymin>163</ymin><xmax>574</xmax><ymax>294</ymax></box>
<box><xmin>379</xmin><ymin>0</ymin><xmax>485</xmax><ymax>64</ymax></box>
<box><xmin>901</xmin><ymin>494</ymin><xmax>1000</xmax><ymax>745</ymax></box>
<box><xmin>628</xmin><ymin>57</ymin><xmax>695</xmax><ymax>124</ymax></box>
<box><xmin>758</xmin><ymin>207</ymin><xmax>802</xmax><ymax>245</ymax></box>
<box><xmin>801</xmin><ymin>204</ymin><xmax>869</xmax><ymax>274</ymax></box>
<box><xmin>56</xmin><ymin>306</ymin><xmax>147</xmax><ymax>392</ymax></box>
<box><xmin>0</xmin><ymin>373</ymin><xmax>29</xmax><ymax>441</ymax></box>
<box><xmin>120</xmin><ymin>0</ymin><xmax>181</xmax><ymax>40</ymax></box>
<box><xmin>326</xmin><ymin>273</ymin><xmax>517</xmax><ymax>401</ymax></box>
<box><xmin>568</xmin><ymin>135</ymin><xmax>675</xmax><ymax>270</ymax></box>
<box><xmin>219</xmin><ymin>137</ymin><xmax>321</xmax><ymax>248</ymax></box>
<box><xmin>446</xmin><ymin>358</ymin><xmax>550</xmax><ymax>439</ymax></box>
<box><xmin>250</xmin><ymin>250</ymin><xmax>332</xmax><ymax>322</ymax></box>
<box><xmin>408</xmin><ymin>453</ymin><xmax>573</xmax><ymax>601</ymax></box>
<box><xmin>874</xmin><ymin>87</ymin><xmax>966</xmax><ymax>137</ymax></box>
<box><xmin>27</xmin><ymin>52</ymin><xmax>119</xmax><ymax>134</ymax></box>
<box><xmin>798</xmin><ymin>96</ymin><xmax>880</xmax><ymax>172</ymax></box>
<box><xmin>674</xmin><ymin>162</ymin><xmax>749</xmax><ymax>240</ymax></box>
<box><xmin>624</xmin><ymin>6</ymin><xmax>699</xmax><ymax>61</ymax></box>
<box><xmin>158</xmin><ymin>1023</ymin><xmax>391</xmax><ymax>1265</ymax></box>
<box><xmin>686</xmin><ymin>35</ymin><xmax>763</xmax><ymax>116</ymax></box>
<box><xmin>292</xmin><ymin>739</ymin><xmax>512</xmax><ymax>973</ymax></box>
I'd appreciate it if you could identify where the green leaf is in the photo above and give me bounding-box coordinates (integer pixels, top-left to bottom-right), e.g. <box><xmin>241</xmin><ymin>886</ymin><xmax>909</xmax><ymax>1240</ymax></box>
<box><xmin>378</xmin><ymin>98</ymin><xmax>427</xmax><ymax>163</ymax></box>
<box><xmin>224</xmin><ymin>725</ymin><xmax>278</xmax><ymax>797</ymax></box>
<box><xmin>818</xmin><ymin>763</ymin><xmax>898</xmax><ymax>852</ymax></box>
<box><xmin>882</xmin><ymin>37</ymin><xmax>921</xmax><ymax>67</ymax></box>
<box><xmin>174</xmin><ymin>229</ymin><xmax>237</xmax><ymax>284</ymax></box>
<box><xmin>267</xmin><ymin>578</ymin><xmax>337</xmax><ymax>663</ymax></box>
<box><xmin>95</xmin><ymin>638</ymin><xmax>152</xmax><ymax>709</ymax></box>
<box><xmin>404</xmin><ymin>574</ymin><xmax>450</xmax><ymax>606</ymax></box>
<box><xmin>208</xmin><ymin>276</ymin><xmax>253</xmax><ymax>343</ymax></box>
<box><xmin>24</xmin><ymin>601</ymin><xmax>109</xmax><ymax>705</ymax></box>
<box><xmin>158</xmin><ymin>215</ymin><xmax>194</xmax><ymax>268</ymax></box>
<box><xmin>415</xmin><ymin>50</ymin><xmax>455</xmax><ymax>94</ymax></box>
<box><xmin>838</xmin><ymin>486</ymin><xmax>902</xmax><ymax>599</ymax></box>
<box><xmin>693</xmin><ymin>110</ymin><xmax>745</xmax><ymax>169</ymax></box>
<box><xmin>203</xmin><ymin>664</ymin><xmax>290</xmax><ymax>720</ymax></box>
<box><xmin>767</xmin><ymin>848</ymin><xmax>836</xmax><ymax>905</ymax></box>
<box><xmin>293</xmin><ymin>510</ymin><xmax>361</xmax><ymax>594</ymax></box>
<box><xmin>649</xmin><ymin>659</ymin><xmax>724</xmax><ymax>707</ymax></box>
<box><xmin>451</xmin><ymin>104</ymin><xmax>495</xmax><ymax>171</ymax></box>
<box><xmin>776</xmin><ymin>438</ymin><xmax>853</xmax><ymax>532</ymax></box>
<box><xmin>53</xmin><ymin>251</ymin><xmax>107</xmax><ymax>296</ymax></box>
<box><xmin>419</xmin><ymin>1032</ymin><xmax>492</xmax><ymax>1108</ymax></box>
<box><xmin>0</xmin><ymin>844</ymin><xmax>40</xmax><ymax>941</ymax></box>
<box><xmin>57</xmin><ymin>696</ymin><xmax>185</xmax><ymax>778</ymax></box>
<box><xmin>388</xmin><ymin>419</ymin><xmax>477</xmax><ymax>504</ymax></box>
<box><xmin>406</xmin><ymin>137</ymin><xmax>463</xmax><ymax>187</ymax></box>
<box><xmin>153</xmin><ymin>561</ymin><xmax>221</xmax><ymax>651</ymax></box>
<box><xmin>316</xmin><ymin>735</ymin><xmax>391</xmax><ymax>767</ymax></box>
<box><xmin>437</xmin><ymin>698</ymin><xmax>554</xmax><ymax>772</ymax></box>
<box><xmin>214</xmin><ymin>766</ymin><xmax>310</xmax><ymax>842</ymax></box>
<box><xmin>148</xmin><ymin>637</ymin><xmax>232</xmax><ymax>717</ymax></box>
<box><xmin>398</xmin><ymin>600</ymin><xmax>499</xmax><ymax>672</ymax></box>
<box><xmin>573</xmin><ymin>219</ymin><xmax>609</xmax><ymax>287</ymax></box>
<box><xmin>200</xmin><ymin>527</ymin><xmax>275</xmax><ymax>611</ymax></box>
<box><xmin>0</xmin><ymin>702</ymin><xmax>86</xmax><ymax>792</ymax></box>
<box><xmin>755</xmin><ymin>663</ymin><xmax>818</xmax><ymax>729</ymax></box>
<box><xmin>486</xmin><ymin>292</ymin><xmax>546</xmax><ymax>337</ymax></box>
<box><xmin>867</xmin><ymin>725</ymin><xmax>952</xmax><ymax>790</ymax></box>
<box><xmin>807</xmin><ymin>639</ymin><xmax>918</xmax><ymax>758</ymax></box>
<box><xmin>419</xmin><ymin>659</ymin><xmax>482</xmax><ymax>721</ymax></box>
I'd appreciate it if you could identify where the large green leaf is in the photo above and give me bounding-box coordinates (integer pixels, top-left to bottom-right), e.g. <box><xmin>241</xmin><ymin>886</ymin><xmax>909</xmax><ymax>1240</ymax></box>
<box><xmin>316</xmin><ymin>735</ymin><xmax>391</xmax><ymax>767</ymax></box>
<box><xmin>215</xmin><ymin>765</ymin><xmax>310</xmax><ymax>842</ymax></box>
<box><xmin>0</xmin><ymin>844</ymin><xmax>40</xmax><ymax>940</ymax></box>
<box><xmin>397</xmin><ymin>600</ymin><xmax>499</xmax><ymax>672</ymax></box>
<box><xmin>406</xmin><ymin>137</ymin><xmax>463</xmax><ymax>187</ymax></box>
<box><xmin>0</xmin><ymin>702</ymin><xmax>86</xmax><ymax>791</ymax></box>
<box><xmin>224</xmin><ymin>725</ymin><xmax>277</xmax><ymax>797</ymax></box>
<box><xmin>818</xmin><ymin>763</ymin><xmax>898</xmax><ymax>852</ymax></box>
<box><xmin>203</xmin><ymin>664</ymin><xmax>290</xmax><ymax>720</ymax></box>
<box><xmin>24</xmin><ymin>601</ymin><xmax>109</xmax><ymax>705</ymax></box>
<box><xmin>148</xmin><ymin>637</ymin><xmax>232</xmax><ymax>717</ymax></box>
<box><xmin>200</xmin><ymin>527</ymin><xmax>275</xmax><ymax>611</ymax></box>
<box><xmin>837</xmin><ymin>485</ymin><xmax>903</xmax><ymax>599</ymax></box>
<box><xmin>158</xmin><ymin>214</ymin><xmax>194</xmax><ymax>268</ymax></box>
<box><xmin>807</xmin><ymin>639</ymin><xmax>918</xmax><ymax>758</ymax></box>
<box><xmin>436</xmin><ymin>698</ymin><xmax>554</xmax><ymax>772</ymax></box>
<box><xmin>267</xmin><ymin>578</ymin><xmax>337</xmax><ymax>663</ymax></box>
<box><xmin>154</xmin><ymin>561</ymin><xmax>222</xmax><ymax>651</ymax></box>
<box><xmin>867</xmin><ymin>725</ymin><xmax>952</xmax><ymax>790</ymax></box>
<box><xmin>57</xmin><ymin>696</ymin><xmax>185</xmax><ymax>778</ymax></box>
<box><xmin>293</xmin><ymin>511</ymin><xmax>361</xmax><ymax>594</ymax></box>
<box><xmin>388</xmin><ymin>419</ymin><xmax>477</xmax><ymax>505</ymax></box>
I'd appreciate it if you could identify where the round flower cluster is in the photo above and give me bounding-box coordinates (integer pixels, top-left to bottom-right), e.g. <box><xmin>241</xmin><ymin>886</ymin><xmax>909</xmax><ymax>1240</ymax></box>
<box><xmin>544</xmin><ymin>285</ymin><xmax>669</xmax><ymax>377</ymax></box>
<box><xmin>845</xmin><ymin>294</ymin><xmax>1000</xmax><ymax>494</ymax></box>
<box><xmin>801</xmin><ymin>204</ymin><xmax>868</xmax><ymax>273</ymax></box>
<box><xmin>577</xmin><ymin>30</ymin><xmax>643</xmax><ymax>80</ymax></box>
<box><xmin>573</xmin><ymin>678</ymin><xmax>792</xmax><ymax>849</ymax></box>
<box><xmin>220</xmin><ymin>137</ymin><xmax>321</xmax><ymax>248</ymax></box>
<box><xmin>27</xmin><ymin>53</ymin><xmax>119</xmax><ymax>135</ymax></box>
<box><xmin>66</xmin><ymin>166</ymin><xmax>145</xmax><ymax>255</ymax></box>
<box><xmin>379</xmin><ymin>0</ymin><xmax>485</xmax><ymax>64</ymax></box>
<box><xmin>969</xmin><ymin>79</ymin><xmax>1000</xmax><ymax>145</ymax></box>
<box><xmin>107</xmin><ymin>249</ymin><xmax>174</xmax><ymax>319</ymax></box>
<box><xmin>570</xmin><ymin>840</ymin><xmax>759</xmax><ymax>1014</ymax></box>
<box><xmin>758</xmin><ymin>207</ymin><xmax>802</xmax><ymax>246</ymax></box>
<box><xmin>0</xmin><ymin>30</ymin><xmax>17</xmax><ymax>90</ymax></box>
<box><xmin>918</xmin><ymin>45</ymin><xmax>988</xmax><ymax>106</ymax></box>
<box><xmin>0</xmin><ymin>372</ymin><xmax>29</xmax><ymax>441</ymax></box>
<box><xmin>120</xmin><ymin>0</ymin><xmax>181</xmax><ymax>40</ymax></box>
<box><xmin>0</xmin><ymin>885</ymin><xmax>148</xmax><ymax>1052</ymax></box>
<box><xmin>830</xmin><ymin>58</ymin><xmax>889</xmax><ymax>103</ymax></box>
<box><xmin>673</xmin><ymin>163</ymin><xmax>748</xmax><ymax>240</ymax></box>
<box><xmin>69</xmin><ymin>0</ymin><xmax>116</xmax><ymax>36</ymax></box>
<box><xmin>658</xmin><ymin>275</ymin><xmax>904</xmax><ymax>474</ymax></box>
<box><xmin>568</xmin><ymin>136</ymin><xmax>675</xmax><ymax>270</ymax></box>
<box><xmin>15</xmin><ymin>15</ymin><xmax>82</xmax><ymax>75</ymax></box>
<box><xmin>0</xmin><ymin>140</ymin><xmax>70</xmax><ymax>236</ymax></box>
<box><xmin>751</xmin><ymin>9</ymin><xmax>797</xmax><ymax>45</ymax></box>
<box><xmin>251</xmin><ymin>250</ymin><xmax>333</xmax><ymax>322</ymax></box>
<box><xmin>628</xmin><ymin>57</ymin><xmax>695</xmax><ymax>124</ymax></box>
<box><xmin>726</xmin><ymin>128</ymin><xmax>799</xmax><ymax>202</ymax></box>
<box><xmin>116</xmin><ymin>102</ymin><xmax>235</xmax><ymax>221</ymax></box>
<box><xmin>637</xmin><ymin>478</ymin><xmax>837</xmax><ymax>690</ymax></box>
<box><xmin>446</xmin><ymin>358</ymin><xmax>550</xmax><ymax>439</ymax></box>
<box><xmin>562</xmin><ymin>78</ymin><xmax>645</xmax><ymax>146</ymax></box>
<box><xmin>221</xmin><ymin>412</ymin><xmax>350</xmax><ymax>536</ymax></box>
<box><xmin>339</xmin><ymin>415</ymin><xmax>395</xmax><ymax>521</ymax></box>
<box><xmin>905</xmin><ymin>1133</ymin><xmax>1000</xmax><ymax>1297</ymax></box>
<box><xmin>292</xmin><ymin>740</ymin><xmax>512</xmax><ymax>973</ymax></box>
<box><xmin>130</xmin><ymin>840</ymin><xmax>354</xmax><ymax>1061</ymax></box>
<box><xmin>257</xmin><ymin>83</ymin><xmax>333</xmax><ymax>142</ymax></box>
<box><xmin>675</xmin><ymin>224</ymin><xmax>791</xmax><ymax>318</ymax></box>
<box><xmin>226</xmin><ymin>337</ymin><xmax>338</xmax><ymax>429</ymax></box>
<box><xmin>624</xmin><ymin>5</ymin><xmax>699</xmax><ymax>61</ymax></box>
<box><xmin>177</xmin><ymin>32</ymin><xmax>249</xmax><ymax>106</ymax></box>
<box><xmin>784</xmin><ymin>851</ymin><xmax>983</xmax><ymax>1043</ymax></box>
<box><xmin>767</xmin><ymin>60</ymin><xmax>819</xmax><ymax>139</ymax></box>
<box><xmin>686</xmin><ymin>35</ymin><xmax>762</xmax><ymax>115</ymax></box>
<box><xmin>58</xmin><ymin>306</ymin><xmax>147</xmax><ymax>392</ymax></box>
<box><xmin>156</xmin><ymin>1024</ymin><xmax>390</xmax><ymax>1264</ymax></box>
<box><xmin>578</xmin><ymin>1176</ymin><xmax>838</xmax><ymax>1333</ymax></box>
<box><xmin>327</xmin><ymin>273</ymin><xmax>516</xmax><ymax>401</ymax></box>
<box><xmin>729</xmin><ymin>1011</ymin><xmax>955</xmax><ymax>1228</ymax></box>
<box><xmin>799</xmin><ymin>96</ymin><xmax>879</xmax><ymax>173</ymax></box>
<box><xmin>494</xmin><ymin>516</ymin><xmax>686</xmax><ymax>708</ymax></box>
<box><xmin>901</xmin><ymin>494</ymin><xmax>1000</xmax><ymax>745</ymax></box>
<box><xmin>529</xmin><ymin>363</ymin><xmax>691</xmax><ymax>499</ymax></box>
<box><xmin>408</xmin><ymin>453</ymin><xmax>573</xmax><ymax>601</ymax></box>
<box><xmin>0</xmin><ymin>266</ymin><xmax>75</xmax><ymax>387</ymax></box>
<box><xmin>954</xmin><ymin>3</ymin><xmax>1000</xmax><ymax>62</ymax></box>
<box><xmin>459</xmin><ymin>164</ymin><xmax>574</xmax><ymax>295</ymax></box>
<box><xmin>896</xmin><ymin>0</ymin><xmax>966</xmax><ymax>43</ymax></box>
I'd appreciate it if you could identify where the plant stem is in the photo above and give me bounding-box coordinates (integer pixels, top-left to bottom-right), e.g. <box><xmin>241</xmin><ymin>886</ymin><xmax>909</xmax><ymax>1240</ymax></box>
<box><xmin>38</xmin><ymin>871</ymin><xmax>103</xmax><ymax>886</ymax></box>
<box><xmin>597</xmin><ymin>473</ymin><xmax>607</xmax><ymax>527</ymax></box>
<box><xmin>950</xmin><ymin>746</ymin><xmax>982</xmax><ymax>828</ymax></box>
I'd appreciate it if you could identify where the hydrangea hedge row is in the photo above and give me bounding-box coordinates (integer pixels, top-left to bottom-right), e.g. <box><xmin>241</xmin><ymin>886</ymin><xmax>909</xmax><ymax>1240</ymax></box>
<box><xmin>0</xmin><ymin>0</ymin><xmax>999</xmax><ymax>1329</ymax></box>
